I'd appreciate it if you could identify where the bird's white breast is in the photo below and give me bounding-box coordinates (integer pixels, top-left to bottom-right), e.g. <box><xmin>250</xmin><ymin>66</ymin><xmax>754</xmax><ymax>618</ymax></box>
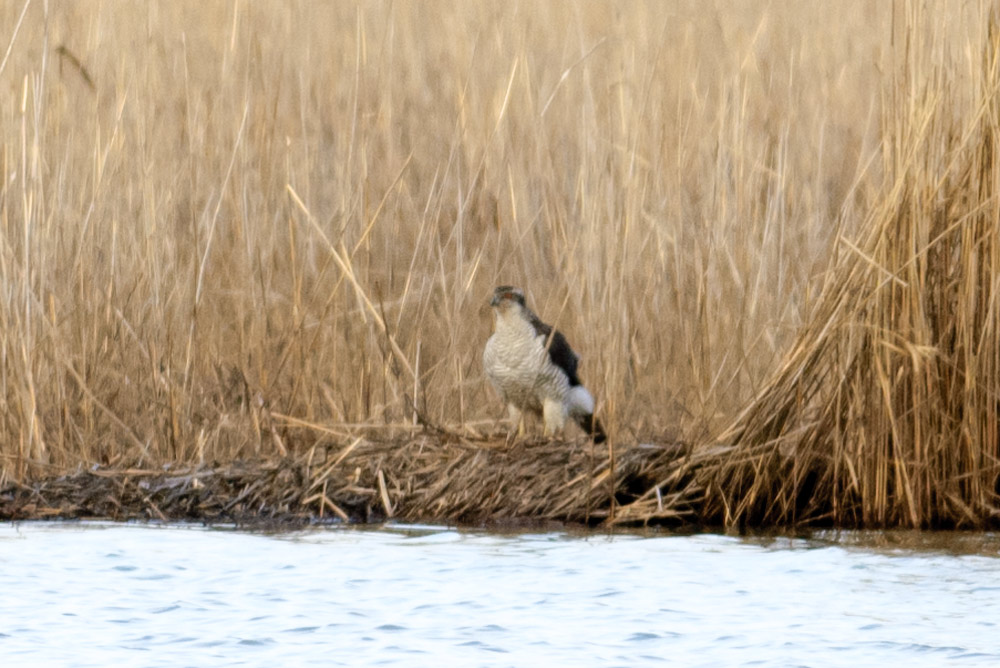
<box><xmin>483</xmin><ymin>310</ymin><xmax>571</xmax><ymax>414</ymax></box>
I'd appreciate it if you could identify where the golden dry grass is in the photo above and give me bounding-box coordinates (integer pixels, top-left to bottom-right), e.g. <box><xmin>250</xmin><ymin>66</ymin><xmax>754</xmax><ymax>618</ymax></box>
<box><xmin>0</xmin><ymin>2</ymin><xmax>996</xmax><ymax>527</ymax></box>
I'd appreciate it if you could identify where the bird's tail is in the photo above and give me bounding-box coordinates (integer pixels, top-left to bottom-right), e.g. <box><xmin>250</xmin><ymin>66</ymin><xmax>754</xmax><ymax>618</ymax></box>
<box><xmin>568</xmin><ymin>385</ymin><xmax>605</xmax><ymax>442</ymax></box>
<box><xmin>575</xmin><ymin>413</ymin><xmax>607</xmax><ymax>443</ymax></box>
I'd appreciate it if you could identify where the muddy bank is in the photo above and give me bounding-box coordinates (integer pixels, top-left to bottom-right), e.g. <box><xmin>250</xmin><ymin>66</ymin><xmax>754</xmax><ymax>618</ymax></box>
<box><xmin>0</xmin><ymin>436</ymin><xmax>695</xmax><ymax>528</ymax></box>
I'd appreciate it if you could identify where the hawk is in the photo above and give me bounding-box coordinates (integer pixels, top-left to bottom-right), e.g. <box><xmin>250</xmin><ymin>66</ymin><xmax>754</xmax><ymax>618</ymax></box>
<box><xmin>483</xmin><ymin>285</ymin><xmax>606</xmax><ymax>443</ymax></box>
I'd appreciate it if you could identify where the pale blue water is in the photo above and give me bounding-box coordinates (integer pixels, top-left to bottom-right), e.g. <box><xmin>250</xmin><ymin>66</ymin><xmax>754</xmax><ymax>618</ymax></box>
<box><xmin>0</xmin><ymin>522</ymin><xmax>998</xmax><ymax>667</ymax></box>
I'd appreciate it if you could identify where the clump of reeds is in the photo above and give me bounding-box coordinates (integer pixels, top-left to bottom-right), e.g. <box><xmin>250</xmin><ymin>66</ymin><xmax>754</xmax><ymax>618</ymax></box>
<box><xmin>653</xmin><ymin>6</ymin><xmax>1000</xmax><ymax>529</ymax></box>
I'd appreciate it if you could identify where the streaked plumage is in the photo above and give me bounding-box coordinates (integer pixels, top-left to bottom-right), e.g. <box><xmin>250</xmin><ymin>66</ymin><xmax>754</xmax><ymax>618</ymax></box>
<box><xmin>483</xmin><ymin>286</ymin><xmax>606</xmax><ymax>443</ymax></box>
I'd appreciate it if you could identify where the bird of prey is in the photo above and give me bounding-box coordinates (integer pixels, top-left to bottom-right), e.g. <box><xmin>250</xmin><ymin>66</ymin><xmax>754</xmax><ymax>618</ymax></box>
<box><xmin>483</xmin><ymin>285</ymin><xmax>606</xmax><ymax>443</ymax></box>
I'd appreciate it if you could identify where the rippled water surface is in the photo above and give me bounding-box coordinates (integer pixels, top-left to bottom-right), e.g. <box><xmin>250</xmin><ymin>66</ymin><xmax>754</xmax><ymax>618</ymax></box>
<box><xmin>1</xmin><ymin>523</ymin><xmax>999</xmax><ymax>667</ymax></box>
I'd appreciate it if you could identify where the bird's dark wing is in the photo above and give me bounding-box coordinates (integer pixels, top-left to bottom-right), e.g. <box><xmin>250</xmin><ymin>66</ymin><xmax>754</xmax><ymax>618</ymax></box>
<box><xmin>529</xmin><ymin>315</ymin><xmax>582</xmax><ymax>386</ymax></box>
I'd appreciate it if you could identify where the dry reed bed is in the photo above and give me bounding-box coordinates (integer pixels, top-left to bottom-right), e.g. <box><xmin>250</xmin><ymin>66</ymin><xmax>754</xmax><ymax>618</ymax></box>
<box><xmin>1</xmin><ymin>3</ymin><xmax>998</xmax><ymax>530</ymax></box>
<box><xmin>0</xmin><ymin>3</ymin><xmax>883</xmax><ymax>475</ymax></box>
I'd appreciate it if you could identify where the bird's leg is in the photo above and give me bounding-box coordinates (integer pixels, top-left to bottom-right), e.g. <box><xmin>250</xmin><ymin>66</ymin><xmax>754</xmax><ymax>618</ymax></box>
<box><xmin>542</xmin><ymin>398</ymin><xmax>568</xmax><ymax>440</ymax></box>
<box><xmin>506</xmin><ymin>404</ymin><xmax>523</xmax><ymax>444</ymax></box>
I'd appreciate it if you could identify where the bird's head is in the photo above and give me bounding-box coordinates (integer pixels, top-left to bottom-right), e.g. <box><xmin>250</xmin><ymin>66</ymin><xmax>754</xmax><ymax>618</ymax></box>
<box><xmin>490</xmin><ymin>285</ymin><xmax>526</xmax><ymax>312</ymax></box>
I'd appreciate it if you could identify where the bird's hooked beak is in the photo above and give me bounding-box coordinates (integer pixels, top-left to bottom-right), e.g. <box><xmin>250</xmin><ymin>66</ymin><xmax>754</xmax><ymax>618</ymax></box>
<box><xmin>490</xmin><ymin>294</ymin><xmax>501</xmax><ymax>307</ymax></box>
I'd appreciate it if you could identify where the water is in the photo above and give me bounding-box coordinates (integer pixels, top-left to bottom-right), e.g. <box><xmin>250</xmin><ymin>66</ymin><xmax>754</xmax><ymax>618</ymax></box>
<box><xmin>1</xmin><ymin>523</ymin><xmax>998</xmax><ymax>667</ymax></box>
